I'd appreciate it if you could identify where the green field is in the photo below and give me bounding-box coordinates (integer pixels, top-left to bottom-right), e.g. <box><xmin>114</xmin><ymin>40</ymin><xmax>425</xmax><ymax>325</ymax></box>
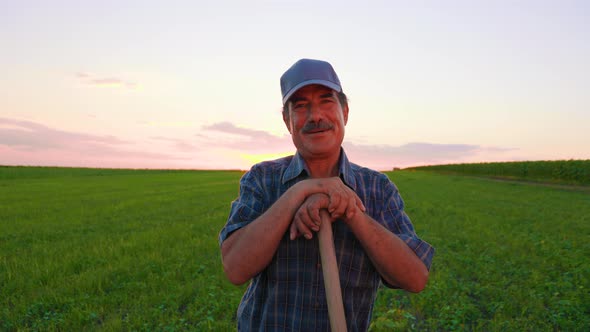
<box><xmin>406</xmin><ymin>159</ymin><xmax>590</xmax><ymax>186</ymax></box>
<box><xmin>1</xmin><ymin>166</ymin><xmax>588</xmax><ymax>331</ymax></box>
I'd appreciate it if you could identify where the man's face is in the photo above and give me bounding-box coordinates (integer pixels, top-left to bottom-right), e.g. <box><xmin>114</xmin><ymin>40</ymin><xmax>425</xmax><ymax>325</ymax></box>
<box><xmin>283</xmin><ymin>84</ymin><xmax>349</xmax><ymax>160</ymax></box>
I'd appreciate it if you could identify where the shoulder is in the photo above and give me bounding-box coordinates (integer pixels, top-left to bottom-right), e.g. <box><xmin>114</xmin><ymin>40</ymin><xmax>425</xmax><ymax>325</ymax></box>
<box><xmin>242</xmin><ymin>155</ymin><xmax>294</xmax><ymax>184</ymax></box>
<box><xmin>249</xmin><ymin>155</ymin><xmax>293</xmax><ymax>174</ymax></box>
<box><xmin>348</xmin><ymin>162</ymin><xmax>400</xmax><ymax>204</ymax></box>
<box><xmin>350</xmin><ymin>162</ymin><xmax>392</xmax><ymax>186</ymax></box>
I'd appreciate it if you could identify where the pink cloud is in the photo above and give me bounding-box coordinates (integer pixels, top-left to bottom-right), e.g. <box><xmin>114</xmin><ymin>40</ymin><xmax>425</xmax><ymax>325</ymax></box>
<box><xmin>201</xmin><ymin>122</ymin><xmax>293</xmax><ymax>153</ymax></box>
<box><xmin>75</xmin><ymin>72</ymin><xmax>137</xmax><ymax>89</ymax></box>
<box><xmin>150</xmin><ymin>136</ymin><xmax>201</xmax><ymax>152</ymax></box>
<box><xmin>0</xmin><ymin>118</ymin><xmax>127</xmax><ymax>150</ymax></box>
<box><xmin>344</xmin><ymin>142</ymin><xmax>518</xmax><ymax>170</ymax></box>
<box><xmin>0</xmin><ymin>118</ymin><xmax>518</xmax><ymax>170</ymax></box>
<box><xmin>91</xmin><ymin>78</ymin><xmax>123</xmax><ymax>84</ymax></box>
<box><xmin>0</xmin><ymin>118</ymin><xmax>187</xmax><ymax>168</ymax></box>
<box><xmin>200</xmin><ymin>121</ymin><xmax>516</xmax><ymax>170</ymax></box>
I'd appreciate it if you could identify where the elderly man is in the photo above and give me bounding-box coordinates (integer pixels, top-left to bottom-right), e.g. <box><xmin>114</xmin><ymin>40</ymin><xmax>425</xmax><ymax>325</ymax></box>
<box><xmin>219</xmin><ymin>59</ymin><xmax>434</xmax><ymax>331</ymax></box>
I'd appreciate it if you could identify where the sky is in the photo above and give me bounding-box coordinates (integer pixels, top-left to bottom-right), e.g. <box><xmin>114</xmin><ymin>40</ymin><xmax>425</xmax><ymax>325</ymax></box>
<box><xmin>1</xmin><ymin>0</ymin><xmax>589</xmax><ymax>171</ymax></box>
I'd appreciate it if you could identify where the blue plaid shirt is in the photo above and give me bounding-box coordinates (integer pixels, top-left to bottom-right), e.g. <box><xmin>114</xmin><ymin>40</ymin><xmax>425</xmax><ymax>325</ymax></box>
<box><xmin>219</xmin><ymin>150</ymin><xmax>434</xmax><ymax>331</ymax></box>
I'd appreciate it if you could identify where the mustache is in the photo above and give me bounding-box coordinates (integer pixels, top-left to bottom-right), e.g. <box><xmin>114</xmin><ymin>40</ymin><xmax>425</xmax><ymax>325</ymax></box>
<box><xmin>302</xmin><ymin>121</ymin><xmax>334</xmax><ymax>133</ymax></box>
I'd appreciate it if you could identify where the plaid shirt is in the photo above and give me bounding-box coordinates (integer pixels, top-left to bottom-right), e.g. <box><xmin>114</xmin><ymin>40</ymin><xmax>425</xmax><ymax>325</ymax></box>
<box><xmin>219</xmin><ymin>150</ymin><xmax>434</xmax><ymax>331</ymax></box>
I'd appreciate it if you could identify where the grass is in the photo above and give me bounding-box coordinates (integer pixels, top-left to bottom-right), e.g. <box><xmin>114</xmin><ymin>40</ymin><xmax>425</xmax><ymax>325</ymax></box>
<box><xmin>0</xmin><ymin>167</ymin><xmax>245</xmax><ymax>331</ymax></box>
<box><xmin>1</xmin><ymin>166</ymin><xmax>588</xmax><ymax>331</ymax></box>
<box><xmin>406</xmin><ymin>159</ymin><xmax>590</xmax><ymax>186</ymax></box>
<box><xmin>371</xmin><ymin>170</ymin><xmax>589</xmax><ymax>331</ymax></box>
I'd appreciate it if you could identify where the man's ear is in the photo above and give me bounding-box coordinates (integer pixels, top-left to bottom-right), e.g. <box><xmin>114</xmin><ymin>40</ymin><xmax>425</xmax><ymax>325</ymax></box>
<box><xmin>282</xmin><ymin>109</ymin><xmax>292</xmax><ymax>133</ymax></box>
<box><xmin>343</xmin><ymin>104</ymin><xmax>349</xmax><ymax>125</ymax></box>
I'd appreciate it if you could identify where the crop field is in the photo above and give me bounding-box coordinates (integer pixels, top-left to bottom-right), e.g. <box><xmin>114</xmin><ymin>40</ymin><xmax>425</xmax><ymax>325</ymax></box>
<box><xmin>406</xmin><ymin>159</ymin><xmax>590</xmax><ymax>186</ymax></box>
<box><xmin>1</xmin><ymin>165</ymin><xmax>588</xmax><ymax>331</ymax></box>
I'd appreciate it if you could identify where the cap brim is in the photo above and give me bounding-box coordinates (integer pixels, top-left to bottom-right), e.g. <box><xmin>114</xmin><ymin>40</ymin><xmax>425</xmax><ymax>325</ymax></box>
<box><xmin>282</xmin><ymin>80</ymin><xmax>342</xmax><ymax>105</ymax></box>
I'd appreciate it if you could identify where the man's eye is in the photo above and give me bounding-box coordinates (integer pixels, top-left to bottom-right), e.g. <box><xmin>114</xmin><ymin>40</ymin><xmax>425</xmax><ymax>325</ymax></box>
<box><xmin>294</xmin><ymin>103</ymin><xmax>306</xmax><ymax>109</ymax></box>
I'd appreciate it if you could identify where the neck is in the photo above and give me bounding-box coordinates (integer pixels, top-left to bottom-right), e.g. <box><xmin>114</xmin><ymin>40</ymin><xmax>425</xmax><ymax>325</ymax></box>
<box><xmin>302</xmin><ymin>151</ymin><xmax>341</xmax><ymax>178</ymax></box>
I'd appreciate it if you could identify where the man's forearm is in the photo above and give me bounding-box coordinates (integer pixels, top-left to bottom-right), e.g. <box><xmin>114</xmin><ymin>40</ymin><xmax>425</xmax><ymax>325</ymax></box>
<box><xmin>347</xmin><ymin>213</ymin><xmax>429</xmax><ymax>293</ymax></box>
<box><xmin>221</xmin><ymin>177</ymin><xmax>366</xmax><ymax>285</ymax></box>
<box><xmin>221</xmin><ymin>183</ymin><xmax>308</xmax><ymax>285</ymax></box>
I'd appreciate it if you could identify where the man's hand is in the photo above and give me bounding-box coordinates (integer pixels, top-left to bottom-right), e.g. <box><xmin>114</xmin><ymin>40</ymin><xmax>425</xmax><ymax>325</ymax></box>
<box><xmin>304</xmin><ymin>177</ymin><xmax>366</xmax><ymax>220</ymax></box>
<box><xmin>290</xmin><ymin>193</ymin><xmax>332</xmax><ymax>240</ymax></box>
<box><xmin>290</xmin><ymin>177</ymin><xmax>366</xmax><ymax>240</ymax></box>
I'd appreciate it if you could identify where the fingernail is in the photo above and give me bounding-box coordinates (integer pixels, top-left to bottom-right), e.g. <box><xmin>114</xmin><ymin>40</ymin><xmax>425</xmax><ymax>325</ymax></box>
<box><xmin>305</xmin><ymin>233</ymin><xmax>312</xmax><ymax>239</ymax></box>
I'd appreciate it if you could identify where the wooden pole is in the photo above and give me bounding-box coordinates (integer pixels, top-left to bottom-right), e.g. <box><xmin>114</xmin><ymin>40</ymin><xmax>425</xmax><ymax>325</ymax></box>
<box><xmin>318</xmin><ymin>209</ymin><xmax>347</xmax><ymax>331</ymax></box>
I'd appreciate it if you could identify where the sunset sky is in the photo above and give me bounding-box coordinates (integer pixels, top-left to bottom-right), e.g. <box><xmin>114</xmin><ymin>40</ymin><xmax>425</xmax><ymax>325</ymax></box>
<box><xmin>1</xmin><ymin>0</ymin><xmax>588</xmax><ymax>171</ymax></box>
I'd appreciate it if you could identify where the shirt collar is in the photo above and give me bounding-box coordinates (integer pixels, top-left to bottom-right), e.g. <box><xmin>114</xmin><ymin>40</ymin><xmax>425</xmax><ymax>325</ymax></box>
<box><xmin>281</xmin><ymin>148</ymin><xmax>357</xmax><ymax>191</ymax></box>
<box><xmin>338</xmin><ymin>148</ymin><xmax>357</xmax><ymax>191</ymax></box>
<box><xmin>282</xmin><ymin>152</ymin><xmax>309</xmax><ymax>184</ymax></box>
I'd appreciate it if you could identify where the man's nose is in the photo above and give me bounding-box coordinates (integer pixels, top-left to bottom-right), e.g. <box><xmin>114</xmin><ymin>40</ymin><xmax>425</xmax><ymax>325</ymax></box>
<box><xmin>307</xmin><ymin>102</ymin><xmax>323</xmax><ymax>122</ymax></box>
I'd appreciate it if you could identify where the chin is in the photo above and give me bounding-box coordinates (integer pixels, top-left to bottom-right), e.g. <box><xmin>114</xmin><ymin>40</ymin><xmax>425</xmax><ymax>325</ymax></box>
<box><xmin>303</xmin><ymin>145</ymin><xmax>340</xmax><ymax>157</ymax></box>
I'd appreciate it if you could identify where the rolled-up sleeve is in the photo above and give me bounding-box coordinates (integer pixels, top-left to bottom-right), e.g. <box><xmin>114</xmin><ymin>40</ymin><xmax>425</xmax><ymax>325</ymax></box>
<box><xmin>219</xmin><ymin>168</ymin><xmax>267</xmax><ymax>246</ymax></box>
<box><xmin>379</xmin><ymin>176</ymin><xmax>435</xmax><ymax>271</ymax></box>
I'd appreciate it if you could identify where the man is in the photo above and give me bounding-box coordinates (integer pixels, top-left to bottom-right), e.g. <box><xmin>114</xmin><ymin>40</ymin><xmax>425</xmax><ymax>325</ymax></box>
<box><xmin>219</xmin><ymin>59</ymin><xmax>434</xmax><ymax>331</ymax></box>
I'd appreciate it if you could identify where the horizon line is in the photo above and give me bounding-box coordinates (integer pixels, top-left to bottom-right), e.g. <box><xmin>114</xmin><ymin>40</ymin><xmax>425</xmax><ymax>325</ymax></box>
<box><xmin>2</xmin><ymin>157</ymin><xmax>588</xmax><ymax>173</ymax></box>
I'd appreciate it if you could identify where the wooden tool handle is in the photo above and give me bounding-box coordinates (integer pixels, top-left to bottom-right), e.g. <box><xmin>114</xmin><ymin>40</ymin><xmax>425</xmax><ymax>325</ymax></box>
<box><xmin>318</xmin><ymin>209</ymin><xmax>347</xmax><ymax>331</ymax></box>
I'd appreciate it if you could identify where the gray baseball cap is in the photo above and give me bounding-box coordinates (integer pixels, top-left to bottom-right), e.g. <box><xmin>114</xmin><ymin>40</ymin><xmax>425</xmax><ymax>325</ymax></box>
<box><xmin>280</xmin><ymin>59</ymin><xmax>342</xmax><ymax>105</ymax></box>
